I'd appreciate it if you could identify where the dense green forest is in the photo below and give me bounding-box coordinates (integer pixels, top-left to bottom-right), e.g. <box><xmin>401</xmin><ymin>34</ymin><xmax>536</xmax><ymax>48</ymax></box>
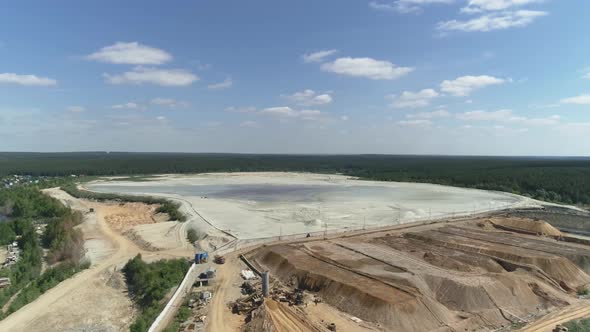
<box><xmin>1</xmin><ymin>152</ymin><xmax>590</xmax><ymax>205</ymax></box>
<box><xmin>0</xmin><ymin>184</ymin><xmax>88</xmax><ymax>319</ymax></box>
<box><xmin>122</xmin><ymin>254</ymin><xmax>190</xmax><ymax>332</ymax></box>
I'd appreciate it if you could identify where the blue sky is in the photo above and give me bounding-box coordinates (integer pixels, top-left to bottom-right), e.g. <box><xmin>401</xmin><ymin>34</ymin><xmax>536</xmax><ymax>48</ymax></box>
<box><xmin>1</xmin><ymin>0</ymin><xmax>589</xmax><ymax>155</ymax></box>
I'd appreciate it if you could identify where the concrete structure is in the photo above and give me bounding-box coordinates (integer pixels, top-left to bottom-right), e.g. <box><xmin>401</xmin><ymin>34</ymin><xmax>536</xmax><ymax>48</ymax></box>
<box><xmin>262</xmin><ymin>271</ymin><xmax>269</xmax><ymax>297</ymax></box>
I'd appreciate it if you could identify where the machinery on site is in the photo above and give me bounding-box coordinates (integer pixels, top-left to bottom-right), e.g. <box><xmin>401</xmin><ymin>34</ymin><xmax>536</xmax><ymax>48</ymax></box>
<box><xmin>214</xmin><ymin>255</ymin><xmax>225</xmax><ymax>264</ymax></box>
<box><xmin>195</xmin><ymin>252</ymin><xmax>209</xmax><ymax>264</ymax></box>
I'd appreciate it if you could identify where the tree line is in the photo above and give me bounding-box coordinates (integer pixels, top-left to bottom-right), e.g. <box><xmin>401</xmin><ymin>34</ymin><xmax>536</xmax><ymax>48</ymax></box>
<box><xmin>122</xmin><ymin>254</ymin><xmax>190</xmax><ymax>332</ymax></box>
<box><xmin>0</xmin><ymin>184</ymin><xmax>88</xmax><ymax>319</ymax></box>
<box><xmin>1</xmin><ymin>152</ymin><xmax>589</xmax><ymax>205</ymax></box>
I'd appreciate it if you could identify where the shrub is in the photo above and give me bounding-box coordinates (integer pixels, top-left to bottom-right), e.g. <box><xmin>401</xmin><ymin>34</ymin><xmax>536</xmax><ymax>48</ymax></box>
<box><xmin>186</xmin><ymin>229</ymin><xmax>200</xmax><ymax>245</ymax></box>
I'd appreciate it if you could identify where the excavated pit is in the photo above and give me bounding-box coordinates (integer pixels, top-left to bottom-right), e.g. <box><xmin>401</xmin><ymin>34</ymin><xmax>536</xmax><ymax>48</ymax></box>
<box><xmin>248</xmin><ymin>218</ymin><xmax>589</xmax><ymax>332</ymax></box>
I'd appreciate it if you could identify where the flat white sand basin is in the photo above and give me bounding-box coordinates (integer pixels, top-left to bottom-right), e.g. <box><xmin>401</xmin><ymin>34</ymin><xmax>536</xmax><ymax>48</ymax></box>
<box><xmin>86</xmin><ymin>172</ymin><xmax>536</xmax><ymax>239</ymax></box>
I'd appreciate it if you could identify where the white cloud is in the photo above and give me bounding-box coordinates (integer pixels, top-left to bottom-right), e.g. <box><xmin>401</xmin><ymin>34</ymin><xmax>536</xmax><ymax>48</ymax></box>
<box><xmin>340</xmin><ymin>115</ymin><xmax>349</xmax><ymax>121</ymax></box>
<box><xmin>370</xmin><ymin>0</ymin><xmax>454</xmax><ymax>14</ymax></box>
<box><xmin>104</xmin><ymin>67</ymin><xmax>198</xmax><ymax>86</ymax></box>
<box><xmin>0</xmin><ymin>73</ymin><xmax>57</xmax><ymax>86</ymax></box>
<box><xmin>240</xmin><ymin>120</ymin><xmax>260</xmax><ymax>128</ymax></box>
<box><xmin>112</xmin><ymin>102</ymin><xmax>138</xmax><ymax>109</ymax></box>
<box><xmin>156</xmin><ymin>116</ymin><xmax>166</xmax><ymax>121</ymax></box>
<box><xmin>561</xmin><ymin>94</ymin><xmax>590</xmax><ymax>105</ymax></box>
<box><xmin>462</xmin><ymin>0</ymin><xmax>543</xmax><ymax>13</ymax></box>
<box><xmin>261</xmin><ymin>106</ymin><xmax>324</xmax><ymax>121</ymax></box>
<box><xmin>227</xmin><ymin>105</ymin><xmax>327</xmax><ymax>122</ymax></box>
<box><xmin>438</xmin><ymin>10</ymin><xmax>547</xmax><ymax>32</ymax></box>
<box><xmin>321</xmin><ymin>57</ymin><xmax>413</xmax><ymax>80</ymax></box>
<box><xmin>283</xmin><ymin>89</ymin><xmax>333</xmax><ymax>106</ymax></box>
<box><xmin>388</xmin><ymin>89</ymin><xmax>439</xmax><ymax>108</ymax></box>
<box><xmin>261</xmin><ymin>106</ymin><xmax>298</xmax><ymax>117</ymax></box>
<box><xmin>86</xmin><ymin>42</ymin><xmax>172</xmax><ymax>65</ymax></box>
<box><xmin>398</xmin><ymin>119</ymin><xmax>433</xmax><ymax>127</ymax></box>
<box><xmin>440</xmin><ymin>75</ymin><xmax>506</xmax><ymax>96</ymax></box>
<box><xmin>302</xmin><ymin>50</ymin><xmax>338</xmax><ymax>63</ymax></box>
<box><xmin>67</xmin><ymin>106</ymin><xmax>85</xmax><ymax>113</ymax></box>
<box><xmin>406</xmin><ymin>110</ymin><xmax>450</xmax><ymax>119</ymax></box>
<box><xmin>150</xmin><ymin>98</ymin><xmax>188</xmax><ymax>108</ymax></box>
<box><xmin>456</xmin><ymin>109</ymin><xmax>514</xmax><ymax>121</ymax></box>
<box><xmin>225</xmin><ymin>106</ymin><xmax>257</xmax><ymax>113</ymax></box>
<box><xmin>208</xmin><ymin>78</ymin><xmax>233</xmax><ymax>90</ymax></box>
<box><xmin>457</xmin><ymin>109</ymin><xmax>560</xmax><ymax>125</ymax></box>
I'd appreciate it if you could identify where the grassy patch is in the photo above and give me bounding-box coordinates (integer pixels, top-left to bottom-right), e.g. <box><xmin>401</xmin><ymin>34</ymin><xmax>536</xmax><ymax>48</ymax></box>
<box><xmin>123</xmin><ymin>254</ymin><xmax>190</xmax><ymax>332</ymax></box>
<box><xmin>186</xmin><ymin>229</ymin><xmax>201</xmax><ymax>246</ymax></box>
<box><xmin>566</xmin><ymin>317</ymin><xmax>590</xmax><ymax>332</ymax></box>
<box><xmin>7</xmin><ymin>261</ymin><xmax>90</xmax><ymax>314</ymax></box>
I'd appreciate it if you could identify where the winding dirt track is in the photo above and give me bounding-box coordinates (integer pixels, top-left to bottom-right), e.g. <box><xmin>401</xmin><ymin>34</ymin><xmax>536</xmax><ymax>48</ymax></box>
<box><xmin>265</xmin><ymin>299</ymin><xmax>321</xmax><ymax>332</ymax></box>
<box><xmin>520</xmin><ymin>302</ymin><xmax>590</xmax><ymax>332</ymax></box>
<box><xmin>0</xmin><ymin>189</ymin><xmax>192</xmax><ymax>332</ymax></box>
<box><xmin>206</xmin><ymin>254</ymin><xmax>244</xmax><ymax>332</ymax></box>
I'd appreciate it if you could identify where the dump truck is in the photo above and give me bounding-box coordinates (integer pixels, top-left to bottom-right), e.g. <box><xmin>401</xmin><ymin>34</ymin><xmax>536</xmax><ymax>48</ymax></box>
<box><xmin>195</xmin><ymin>252</ymin><xmax>209</xmax><ymax>264</ymax></box>
<box><xmin>214</xmin><ymin>255</ymin><xmax>225</xmax><ymax>264</ymax></box>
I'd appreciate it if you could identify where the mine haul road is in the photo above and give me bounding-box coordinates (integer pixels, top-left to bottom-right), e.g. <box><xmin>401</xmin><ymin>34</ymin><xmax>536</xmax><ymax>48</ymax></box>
<box><xmin>0</xmin><ymin>188</ymin><xmax>192</xmax><ymax>332</ymax></box>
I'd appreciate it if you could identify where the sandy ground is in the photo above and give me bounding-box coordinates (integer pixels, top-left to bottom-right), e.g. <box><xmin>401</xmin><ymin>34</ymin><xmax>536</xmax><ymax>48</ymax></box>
<box><xmin>243</xmin><ymin>217</ymin><xmax>590</xmax><ymax>332</ymax></box>
<box><xmin>206</xmin><ymin>253</ymin><xmax>248</xmax><ymax>332</ymax></box>
<box><xmin>520</xmin><ymin>301</ymin><xmax>590</xmax><ymax>332</ymax></box>
<box><xmin>0</xmin><ymin>188</ymin><xmax>193</xmax><ymax>332</ymax></box>
<box><xmin>86</xmin><ymin>172</ymin><xmax>551</xmax><ymax>240</ymax></box>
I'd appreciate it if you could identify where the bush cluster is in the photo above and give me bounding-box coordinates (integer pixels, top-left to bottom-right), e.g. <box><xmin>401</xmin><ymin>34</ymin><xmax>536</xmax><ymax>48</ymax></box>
<box><xmin>122</xmin><ymin>254</ymin><xmax>190</xmax><ymax>332</ymax></box>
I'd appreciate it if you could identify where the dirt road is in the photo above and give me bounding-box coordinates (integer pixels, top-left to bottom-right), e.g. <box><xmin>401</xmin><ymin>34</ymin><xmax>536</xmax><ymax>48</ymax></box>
<box><xmin>520</xmin><ymin>301</ymin><xmax>590</xmax><ymax>332</ymax></box>
<box><xmin>206</xmin><ymin>254</ymin><xmax>244</xmax><ymax>332</ymax></box>
<box><xmin>0</xmin><ymin>189</ymin><xmax>193</xmax><ymax>332</ymax></box>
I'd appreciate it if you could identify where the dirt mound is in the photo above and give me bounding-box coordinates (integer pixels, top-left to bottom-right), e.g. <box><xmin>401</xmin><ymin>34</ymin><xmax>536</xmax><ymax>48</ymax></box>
<box><xmin>102</xmin><ymin>202</ymin><xmax>168</xmax><ymax>233</ymax></box>
<box><xmin>406</xmin><ymin>230</ymin><xmax>590</xmax><ymax>291</ymax></box>
<box><xmin>242</xmin><ymin>302</ymin><xmax>274</xmax><ymax>332</ymax></box>
<box><xmin>422</xmin><ymin>251</ymin><xmax>477</xmax><ymax>273</ymax></box>
<box><xmin>252</xmin><ymin>246</ymin><xmax>456</xmax><ymax>332</ymax></box>
<box><xmin>476</xmin><ymin>219</ymin><xmax>496</xmax><ymax>231</ymax></box>
<box><xmin>123</xmin><ymin>229</ymin><xmax>161</xmax><ymax>251</ymax></box>
<box><xmin>242</xmin><ymin>299</ymin><xmax>321</xmax><ymax>332</ymax></box>
<box><xmin>490</xmin><ymin>217</ymin><xmax>562</xmax><ymax>236</ymax></box>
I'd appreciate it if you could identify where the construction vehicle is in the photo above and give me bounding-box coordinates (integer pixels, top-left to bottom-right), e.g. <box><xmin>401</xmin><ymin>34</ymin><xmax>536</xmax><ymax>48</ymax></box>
<box><xmin>214</xmin><ymin>255</ymin><xmax>225</xmax><ymax>264</ymax></box>
<box><xmin>195</xmin><ymin>252</ymin><xmax>209</xmax><ymax>264</ymax></box>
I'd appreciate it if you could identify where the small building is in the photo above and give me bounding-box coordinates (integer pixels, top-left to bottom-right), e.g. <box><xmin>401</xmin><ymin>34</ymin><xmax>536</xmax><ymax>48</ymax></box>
<box><xmin>195</xmin><ymin>252</ymin><xmax>209</xmax><ymax>264</ymax></box>
<box><xmin>241</xmin><ymin>270</ymin><xmax>256</xmax><ymax>280</ymax></box>
<box><xmin>200</xmin><ymin>291</ymin><xmax>212</xmax><ymax>302</ymax></box>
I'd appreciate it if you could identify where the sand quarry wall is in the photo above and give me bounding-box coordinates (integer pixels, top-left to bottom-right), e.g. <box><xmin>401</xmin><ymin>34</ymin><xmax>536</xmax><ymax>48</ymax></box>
<box><xmin>253</xmin><ymin>246</ymin><xmax>456</xmax><ymax>332</ymax></box>
<box><xmin>249</xmin><ymin>222</ymin><xmax>590</xmax><ymax>332</ymax></box>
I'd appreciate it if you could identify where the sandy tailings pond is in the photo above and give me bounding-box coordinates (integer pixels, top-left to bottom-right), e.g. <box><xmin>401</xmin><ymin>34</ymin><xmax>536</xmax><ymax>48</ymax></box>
<box><xmin>86</xmin><ymin>172</ymin><xmax>538</xmax><ymax>239</ymax></box>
